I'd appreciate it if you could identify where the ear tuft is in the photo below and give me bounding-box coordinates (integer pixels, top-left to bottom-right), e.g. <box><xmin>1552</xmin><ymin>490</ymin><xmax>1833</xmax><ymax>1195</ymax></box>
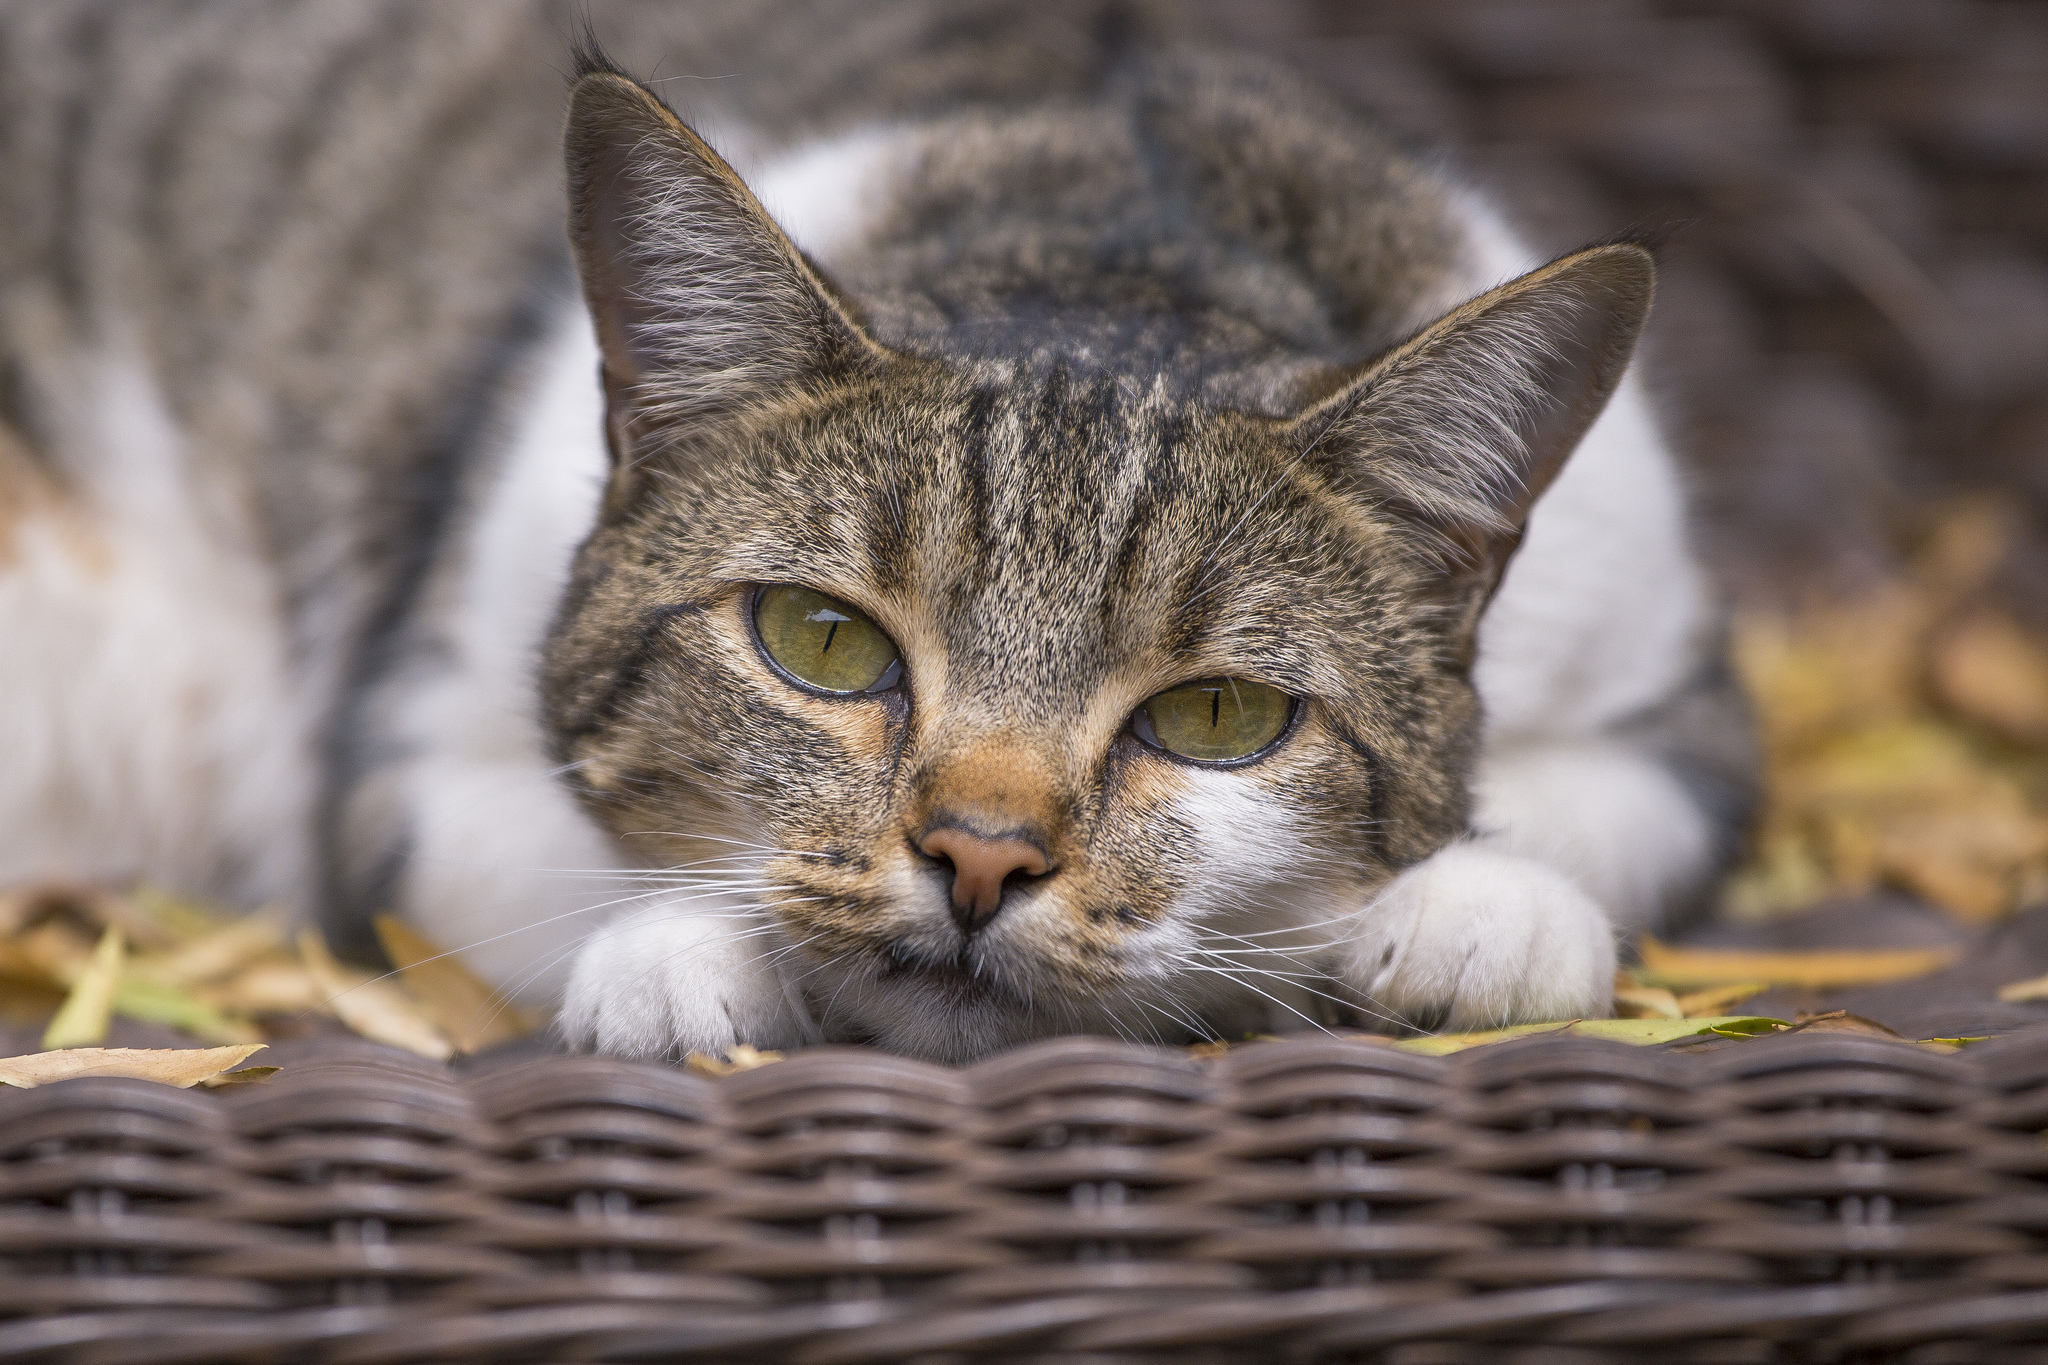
<box><xmin>1294</xmin><ymin>242</ymin><xmax>1654</xmax><ymax>596</ymax></box>
<box><xmin>564</xmin><ymin>61</ymin><xmax>878</xmax><ymax>463</ymax></box>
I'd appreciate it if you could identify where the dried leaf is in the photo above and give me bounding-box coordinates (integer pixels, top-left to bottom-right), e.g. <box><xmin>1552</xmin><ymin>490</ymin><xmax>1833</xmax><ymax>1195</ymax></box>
<box><xmin>1613</xmin><ymin>984</ymin><xmax>1684</xmax><ymax>1019</ymax></box>
<box><xmin>297</xmin><ymin>929</ymin><xmax>452</xmax><ymax>1061</ymax></box>
<box><xmin>1674</xmin><ymin>982</ymin><xmax>1770</xmax><ymax>1016</ymax></box>
<box><xmin>1931</xmin><ymin>611</ymin><xmax>2048</xmax><ymax>746</ymax></box>
<box><xmin>128</xmin><ymin>886</ymin><xmax>228</xmax><ymax>945</ymax></box>
<box><xmin>685</xmin><ymin>1044</ymin><xmax>784</xmax><ymax>1075</ymax></box>
<box><xmin>112</xmin><ymin>977</ymin><xmax>262</xmax><ymax>1044</ymax></box>
<box><xmin>373</xmin><ymin>914</ymin><xmax>535</xmax><ymax>1053</ymax></box>
<box><xmin>0</xmin><ymin>1043</ymin><xmax>267</xmax><ymax>1089</ymax></box>
<box><xmin>1637</xmin><ymin>938</ymin><xmax>1957</xmax><ymax>991</ymax></box>
<box><xmin>1997</xmin><ymin>970</ymin><xmax>2048</xmax><ymax>1004</ymax></box>
<box><xmin>1393</xmin><ymin>1016</ymin><xmax>1784</xmax><ymax>1056</ymax></box>
<box><xmin>212</xmin><ymin>959</ymin><xmax>327</xmax><ymax>1015</ymax></box>
<box><xmin>42</xmin><ymin>927</ymin><xmax>123</xmax><ymax>1049</ymax></box>
<box><xmin>1783</xmin><ymin>1009</ymin><xmax>1902</xmax><ymax>1038</ymax></box>
<box><xmin>199</xmin><ymin>1065</ymin><xmax>279</xmax><ymax>1088</ymax></box>
<box><xmin>134</xmin><ymin>911</ymin><xmax>284</xmax><ymax>988</ymax></box>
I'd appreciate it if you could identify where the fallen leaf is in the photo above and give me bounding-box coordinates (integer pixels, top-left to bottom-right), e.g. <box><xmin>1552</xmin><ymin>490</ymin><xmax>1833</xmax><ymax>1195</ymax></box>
<box><xmin>0</xmin><ymin>1043</ymin><xmax>267</xmax><ymax>1088</ymax></box>
<box><xmin>212</xmin><ymin>959</ymin><xmax>326</xmax><ymax>1015</ymax></box>
<box><xmin>1783</xmin><ymin>1009</ymin><xmax>1903</xmax><ymax>1038</ymax></box>
<box><xmin>685</xmin><ymin>1044</ymin><xmax>784</xmax><ymax>1075</ymax></box>
<box><xmin>1997</xmin><ymin>970</ymin><xmax>2048</xmax><ymax>1003</ymax></box>
<box><xmin>112</xmin><ymin>976</ymin><xmax>262</xmax><ymax>1044</ymax></box>
<box><xmin>133</xmin><ymin>911</ymin><xmax>284</xmax><ymax>988</ymax></box>
<box><xmin>1674</xmin><ymin>982</ymin><xmax>1770</xmax><ymax>1016</ymax></box>
<box><xmin>128</xmin><ymin>886</ymin><xmax>227</xmax><ymax>945</ymax></box>
<box><xmin>42</xmin><ymin>927</ymin><xmax>123</xmax><ymax>1049</ymax></box>
<box><xmin>1613</xmin><ymin>984</ymin><xmax>1684</xmax><ymax>1019</ymax></box>
<box><xmin>1637</xmin><ymin>938</ymin><xmax>1958</xmax><ymax>991</ymax></box>
<box><xmin>1392</xmin><ymin>1016</ymin><xmax>1784</xmax><ymax>1055</ymax></box>
<box><xmin>373</xmin><ymin>914</ymin><xmax>535</xmax><ymax>1053</ymax></box>
<box><xmin>297</xmin><ymin>929</ymin><xmax>452</xmax><ymax>1061</ymax></box>
<box><xmin>198</xmin><ymin>1064</ymin><xmax>279</xmax><ymax>1088</ymax></box>
<box><xmin>1931</xmin><ymin>611</ymin><xmax>2048</xmax><ymax>746</ymax></box>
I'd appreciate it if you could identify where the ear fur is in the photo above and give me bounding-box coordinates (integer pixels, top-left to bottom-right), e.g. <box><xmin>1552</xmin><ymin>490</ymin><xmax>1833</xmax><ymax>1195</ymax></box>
<box><xmin>1290</xmin><ymin>243</ymin><xmax>1655</xmax><ymax>614</ymax></box>
<box><xmin>564</xmin><ymin>59</ymin><xmax>883</xmax><ymax>477</ymax></box>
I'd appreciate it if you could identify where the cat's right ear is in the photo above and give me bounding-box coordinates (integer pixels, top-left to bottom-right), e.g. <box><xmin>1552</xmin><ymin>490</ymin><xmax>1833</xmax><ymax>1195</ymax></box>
<box><xmin>564</xmin><ymin>58</ymin><xmax>884</xmax><ymax>485</ymax></box>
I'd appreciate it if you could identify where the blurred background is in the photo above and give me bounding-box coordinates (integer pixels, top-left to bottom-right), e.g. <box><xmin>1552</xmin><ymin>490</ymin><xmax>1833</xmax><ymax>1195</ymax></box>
<box><xmin>1185</xmin><ymin>0</ymin><xmax>2048</xmax><ymax>612</ymax></box>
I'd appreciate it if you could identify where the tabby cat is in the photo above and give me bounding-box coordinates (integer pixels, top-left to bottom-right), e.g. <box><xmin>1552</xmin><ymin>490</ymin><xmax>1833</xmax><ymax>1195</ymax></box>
<box><xmin>0</xmin><ymin>1</ymin><xmax>1750</xmax><ymax>1061</ymax></box>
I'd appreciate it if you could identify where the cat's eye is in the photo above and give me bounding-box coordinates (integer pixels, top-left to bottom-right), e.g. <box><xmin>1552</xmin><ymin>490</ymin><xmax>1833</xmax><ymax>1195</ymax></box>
<box><xmin>1132</xmin><ymin>677</ymin><xmax>1295</xmax><ymax>764</ymax></box>
<box><xmin>752</xmin><ymin>585</ymin><xmax>904</xmax><ymax>695</ymax></box>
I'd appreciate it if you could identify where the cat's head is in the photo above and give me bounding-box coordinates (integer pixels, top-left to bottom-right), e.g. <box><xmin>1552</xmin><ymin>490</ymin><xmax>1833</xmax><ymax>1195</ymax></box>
<box><xmin>542</xmin><ymin>64</ymin><xmax>1653</xmax><ymax>1060</ymax></box>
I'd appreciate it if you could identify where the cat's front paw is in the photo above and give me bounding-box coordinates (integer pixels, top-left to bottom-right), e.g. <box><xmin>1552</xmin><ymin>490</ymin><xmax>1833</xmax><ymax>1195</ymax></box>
<box><xmin>558</xmin><ymin>906</ymin><xmax>816</xmax><ymax>1059</ymax></box>
<box><xmin>1334</xmin><ymin>844</ymin><xmax>1616</xmax><ymax>1031</ymax></box>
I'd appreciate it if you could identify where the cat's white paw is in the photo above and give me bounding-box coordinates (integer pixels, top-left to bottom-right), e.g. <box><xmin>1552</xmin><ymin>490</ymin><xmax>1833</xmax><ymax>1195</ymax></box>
<box><xmin>558</xmin><ymin>905</ymin><xmax>817</xmax><ymax>1059</ymax></box>
<box><xmin>1334</xmin><ymin>844</ymin><xmax>1616</xmax><ymax>1031</ymax></box>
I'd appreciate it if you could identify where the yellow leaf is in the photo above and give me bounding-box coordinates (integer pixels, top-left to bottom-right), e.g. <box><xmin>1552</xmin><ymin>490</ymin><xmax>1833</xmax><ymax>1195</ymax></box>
<box><xmin>1392</xmin><ymin>1016</ymin><xmax>1783</xmax><ymax>1056</ymax></box>
<box><xmin>0</xmin><ymin>1043</ymin><xmax>267</xmax><ymax>1089</ymax></box>
<box><xmin>297</xmin><ymin>929</ymin><xmax>452</xmax><ymax>1061</ymax></box>
<box><xmin>373</xmin><ymin>915</ymin><xmax>534</xmax><ymax>1054</ymax></box>
<box><xmin>1613</xmin><ymin>985</ymin><xmax>1684</xmax><ymax>1019</ymax></box>
<box><xmin>1674</xmin><ymin>981</ymin><xmax>1769</xmax><ymax>1016</ymax></box>
<box><xmin>42</xmin><ymin>927</ymin><xmax>123</xmax><ymax>1049</ymax></box>
<box><xmin>199</xmin><ymin>1065</ymin><xmax>279</xmax><ymax>1088</ymax></box>
<box><xmin>209</xmin><ymin>960</ymin><xmax>326</xmax><ymax>1015</ymax></box>
<box><xmin>1637</xmin><ymin>938</ymin><xmax>1957</xmax><ymax>991</ymax></box>
<box><xmin>129</xmin><ymin>886</ymin><xmax>228</xmax><ymax>944</ymax></box>
<box><xmin>112</xmin><ymin>977</ymin><xmax>262</xmax><ymax>1044</ymax></box>
<box><xmin>1931</xmin><ymin>611</ymin><xmax>2048</xmax><ymax>746</ymax></box>
<box><xmin>685</xmin><ymin>1044</ymin><xmax>784</xmax><ymax>1075</ymax></box>
<box><xmin>133</xmin><ymin>911</ymin><xmax>284</xmax><ymax>988</ymax></box>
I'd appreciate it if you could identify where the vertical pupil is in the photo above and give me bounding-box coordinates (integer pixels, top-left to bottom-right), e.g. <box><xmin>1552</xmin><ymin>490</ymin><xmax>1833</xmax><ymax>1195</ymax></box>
<box><xmin>809</xmin><ymin>608</ymin><xmax>848</xmax><ymax>655</ymax></box>
<box><xmin>1210</xmin><ymin>688</ymin><xmax>1221</xmax><ymax>727</ymax></box>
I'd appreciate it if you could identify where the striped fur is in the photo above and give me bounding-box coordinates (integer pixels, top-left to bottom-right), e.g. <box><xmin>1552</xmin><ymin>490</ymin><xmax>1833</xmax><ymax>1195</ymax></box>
<box><xmin>0</xmin><ymin>3</ymin><xmax>1751</xmax><ymax>1061</ymax></box>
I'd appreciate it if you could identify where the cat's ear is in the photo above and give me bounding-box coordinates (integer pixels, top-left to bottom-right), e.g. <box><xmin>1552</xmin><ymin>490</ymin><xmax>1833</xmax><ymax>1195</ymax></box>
<box><xmin>564</xmin><ymin>58</ymin><xmax>883</xmax><ymax>475</ymax></box>
<box><xmin>1291</xmin><ymin>242</ymin><xmax>1654</xmax><ymax>610</ymax></box>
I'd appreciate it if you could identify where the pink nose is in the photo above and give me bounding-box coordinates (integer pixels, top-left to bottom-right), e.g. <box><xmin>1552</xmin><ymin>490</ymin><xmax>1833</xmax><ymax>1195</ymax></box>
<box><xmin>917</xmin><ymin>826</ymin><xmax>1051</xmax><ymax>934</ymax></box>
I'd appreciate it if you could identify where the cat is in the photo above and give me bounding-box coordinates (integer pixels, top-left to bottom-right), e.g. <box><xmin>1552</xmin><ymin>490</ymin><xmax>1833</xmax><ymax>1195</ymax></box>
<box><xmin>0</xmin><ymin>1</ymin><xmax>1751</xmax><ymax>1063</ymax></box>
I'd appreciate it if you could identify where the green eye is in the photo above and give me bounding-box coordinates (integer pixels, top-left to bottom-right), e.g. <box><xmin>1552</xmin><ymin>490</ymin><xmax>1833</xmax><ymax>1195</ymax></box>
<box><xmin>753</xmin><ymin>585</ymin><xmax>903</xmax><ymax>694</ymax></box>
<box><xmin>1133</xmin><ymin>677</ymin><xmax>1294</xmax><ymax>764</ymax></box>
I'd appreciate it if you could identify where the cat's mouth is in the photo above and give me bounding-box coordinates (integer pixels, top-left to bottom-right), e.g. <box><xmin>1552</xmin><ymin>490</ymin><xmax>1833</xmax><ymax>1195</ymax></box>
<box><xmin>872</xmin><ymin>941</ymin><xmax>1013</xmax><ymax>1004</ymax></box>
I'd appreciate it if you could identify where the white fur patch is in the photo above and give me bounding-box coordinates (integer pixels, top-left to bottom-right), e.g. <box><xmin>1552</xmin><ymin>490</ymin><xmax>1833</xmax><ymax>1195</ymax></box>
<box><xmin>0</xmin><ymin>351</ymin><xmax>313</xmax><ymax>909</ymax></box>
<box><xmin>385</xmin><ymin>312</ymin><xmax>625</xmax><ymax>1001</ymax></box>
<box><xmin>1335</xmin><ymin>843</ymin><xmax>1617</xmax><ymax>1029</ymax></box>
<box><xmin>559</xmin><ymin>896</ymin><xmax>820</xmax><ymax>1058</ymax></box>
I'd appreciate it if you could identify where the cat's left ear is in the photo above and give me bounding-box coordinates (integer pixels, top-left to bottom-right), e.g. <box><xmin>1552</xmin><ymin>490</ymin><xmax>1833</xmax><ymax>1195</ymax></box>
<box><xmin>564</xmin><ymin>56</ymin><xmax>886</xmax><ymax>483</ymax></box>
<box><xmin>1290</xmin><ymin>242</ymin><xmax>1654</xmax><ymax>610</ymax></box>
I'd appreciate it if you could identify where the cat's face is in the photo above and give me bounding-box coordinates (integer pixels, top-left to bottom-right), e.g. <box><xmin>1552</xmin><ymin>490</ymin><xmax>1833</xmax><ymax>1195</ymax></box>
<box><xmin>546</xmin><ymin>67</ymin><xmax>1650</xmax><ymax>1058</ymax></box>
<box><xmin>546</xmin><ymin>361</ymin><xmax>1476</xmax><ymax>1055</ymax></box>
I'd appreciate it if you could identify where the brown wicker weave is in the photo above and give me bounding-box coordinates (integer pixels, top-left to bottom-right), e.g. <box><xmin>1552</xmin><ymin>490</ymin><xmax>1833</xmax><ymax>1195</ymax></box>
<box><xmin>9</xmin><ymin>1030</ymin><xmax>2048</xmax><ymax>1362</ymax></box>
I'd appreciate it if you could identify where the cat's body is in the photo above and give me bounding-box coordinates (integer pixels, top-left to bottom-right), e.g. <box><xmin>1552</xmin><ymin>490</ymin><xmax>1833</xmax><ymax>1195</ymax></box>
<box><xmin>0</xmin><ymin>1</ymin><xmax>1749</xmax><ymax>1061</ymax></box>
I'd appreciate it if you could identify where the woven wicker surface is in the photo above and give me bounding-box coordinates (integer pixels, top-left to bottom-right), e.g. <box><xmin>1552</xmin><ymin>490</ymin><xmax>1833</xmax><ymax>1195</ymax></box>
<box><xmin>11</xmin><ymin>1030</ymin><xmax>2048</xmax><ymax>1363</ymax></box>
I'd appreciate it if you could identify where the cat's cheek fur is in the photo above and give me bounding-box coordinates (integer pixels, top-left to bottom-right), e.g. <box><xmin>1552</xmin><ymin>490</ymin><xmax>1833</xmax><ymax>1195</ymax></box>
<box><xmin>558</xmin><ymin>900</ymin><xmax>821</xmax><ymax>1059</ymax></box>
<box><xmin>1335</xmin><ymin>843</ymin><xmax>1618</xmax><ymax>1029</ymax></box>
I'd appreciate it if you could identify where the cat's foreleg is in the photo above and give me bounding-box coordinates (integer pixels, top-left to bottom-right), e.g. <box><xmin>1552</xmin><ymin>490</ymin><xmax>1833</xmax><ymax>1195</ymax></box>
<box><xmin>558</xmin><ymin>900</ymin><xmax>822</xmax><ymax>1059</ymax></box>
<box><xmin>1332</xmin><ymin>711</ymin><xmax>1747</xmax><ymax>1029</ymax></box>
<box><xmin>1333</xmin><ymin>841</ymin><xmax>1619</xmax><ymax>1029</ymax></box>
